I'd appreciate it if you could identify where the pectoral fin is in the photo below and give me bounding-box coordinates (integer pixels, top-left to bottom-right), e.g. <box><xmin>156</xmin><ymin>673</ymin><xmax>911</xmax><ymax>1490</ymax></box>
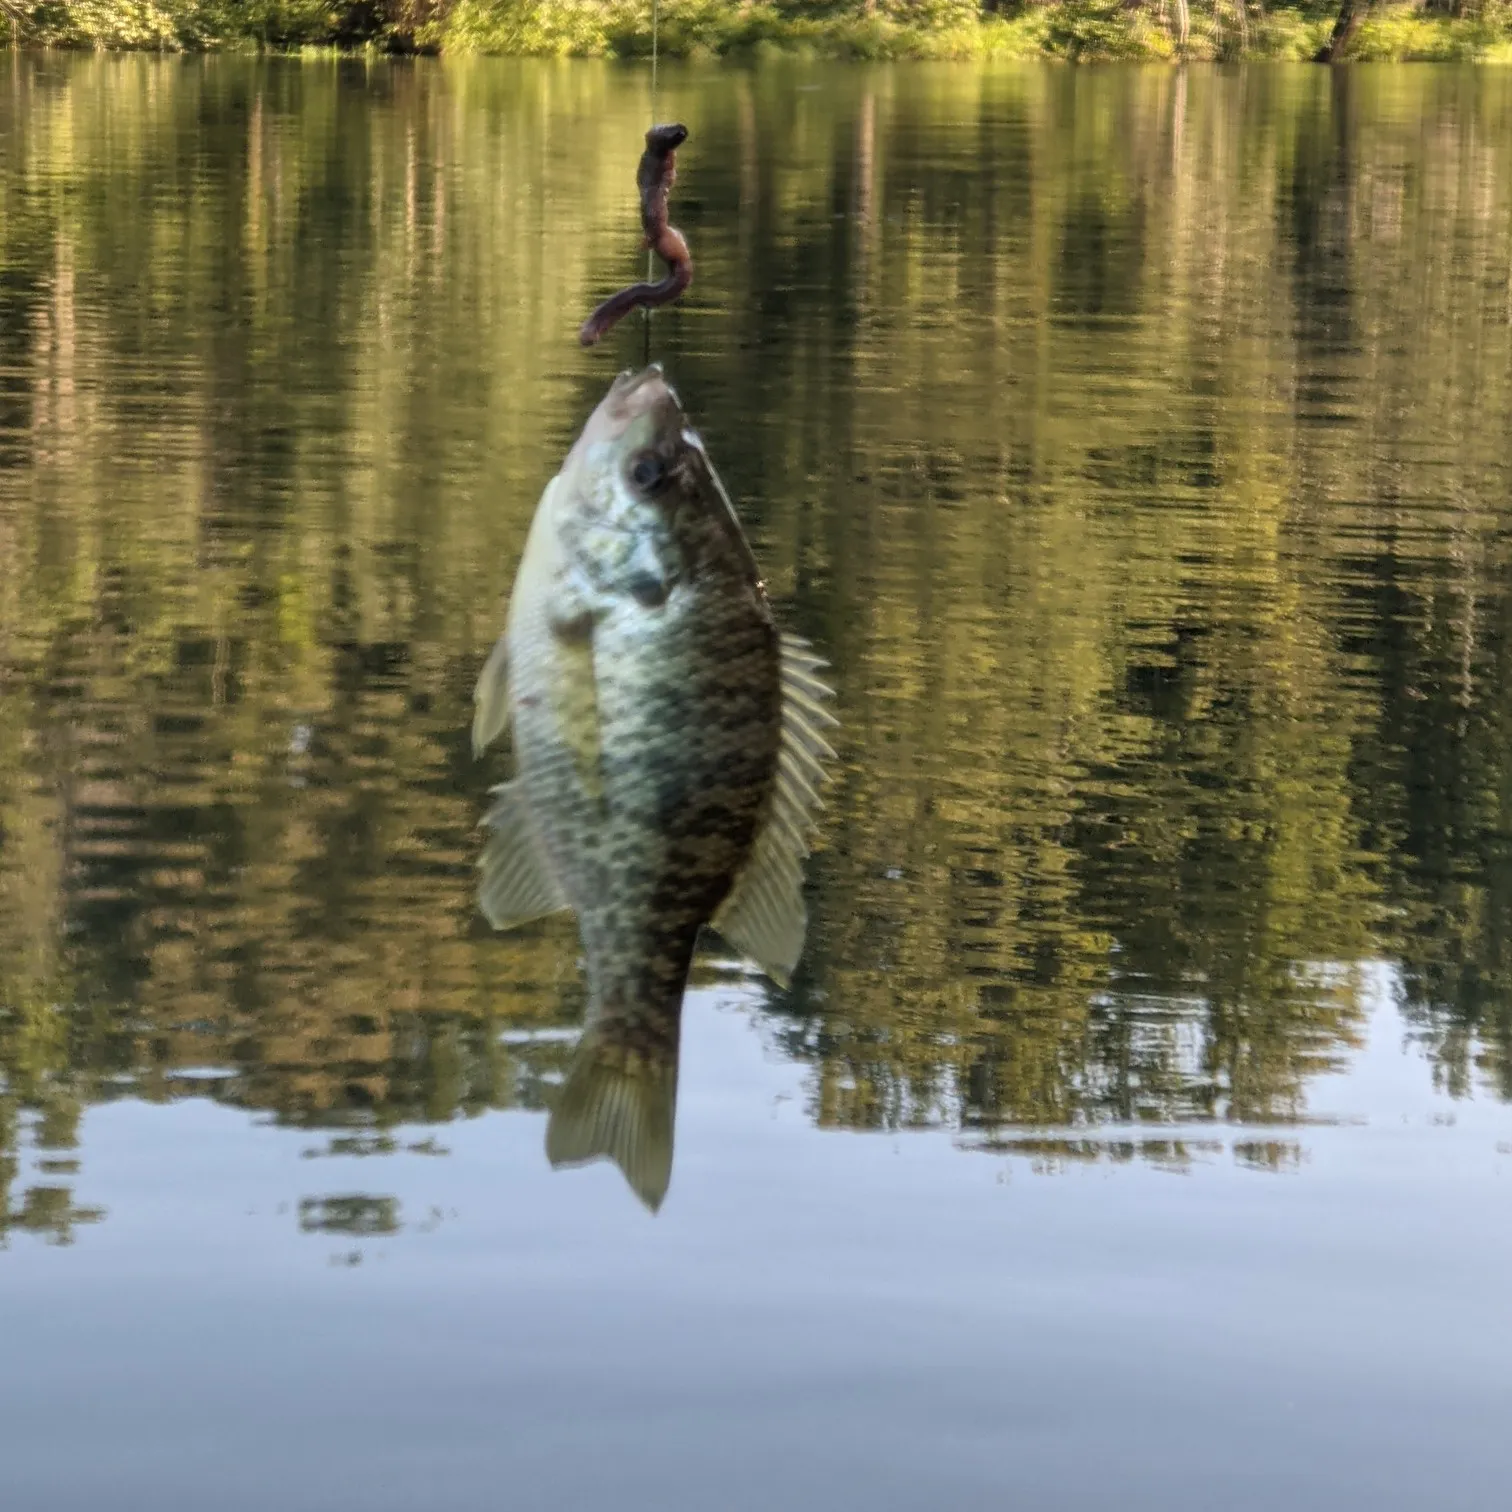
<box><xmin>472</xmin><ymin>474</ymin><xmax>565</xmax><ymax>759</ymax></box>
<box><xmin>712</xmin><ymin>634</ymin><xmax>839</xmax><ymax>988</ymax></box>
<box><xmin>477</xmin><ymin>778</ymin><xmax>570</xmax><ymax>931</ymax></box>
<box><xmin>471</xmin><ymin>632</ymin><xmax>512</xmax><ymax>759</ymax></box>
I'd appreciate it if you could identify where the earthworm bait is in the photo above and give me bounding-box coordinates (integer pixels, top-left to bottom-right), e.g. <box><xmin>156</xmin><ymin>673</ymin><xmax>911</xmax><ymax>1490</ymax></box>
<box><xmin>579</xmin><ymin>123</ymin><xmax>693</xmax><ymax>347</ymax></box>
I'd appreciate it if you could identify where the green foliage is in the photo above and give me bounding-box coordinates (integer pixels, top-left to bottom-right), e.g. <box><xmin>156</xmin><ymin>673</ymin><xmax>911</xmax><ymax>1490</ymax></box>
<box><xmin>434</xmin><ymin>0</ymin><xmax>1037</xmax><ymax>60</ymax></box>
<box><xmin>424</xmin><ymin>0</ymin><xmax>1512</xmax><ymax>62</ymax></box>
<box><xmin>2</xmin><ymin>0</ymin><xmax>184</xmax><ymax>47</ymax></box>
<box><xmin>1</xmin><ymin>1</ymin><xmax>345</xmax><ymax>49</ymax></box>
<box><xmin>440</xmin><ymin>0</ymin><xmax>611</xmax><ymax>55</ymax></box>
<box><xmin>1042</xmin><ymin>0</ymin><xmax>1174</xmax><ymax>60</ymax></box>
<box><xmin>542</xmin><ymin>0</ymin><xmax>1503</xmax><ymax>63</ymax></box>
<box><xmin>0</xmin><ymin>1</ymin><xmax>443</xmax><ymax>49</ymax></box>
<box><xmin>1247</xmin><ymin>5</ymin><xmax>1333</xmax><ymax>58</ymax></box>
<box><xmin>3</xmin><ymin>1</ymin><xmax>1512</xmax><ymax>59</ymax></box>
<box><xmin>1350</xmin><ymin>1</ymin><xmax>1512</xmax><ymax>60</ymax></box>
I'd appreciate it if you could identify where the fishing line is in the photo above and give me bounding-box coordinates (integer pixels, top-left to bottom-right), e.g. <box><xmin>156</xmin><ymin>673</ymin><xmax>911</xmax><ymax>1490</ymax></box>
<box><xmin>643</xmin><ymin>0</ymin><xmax>660</xmax><ymax>369</ymax></box>
<box><xmin>577</xmin><ymin>2</ymin><xmax>685</xmax><ymax>353</ymax></box>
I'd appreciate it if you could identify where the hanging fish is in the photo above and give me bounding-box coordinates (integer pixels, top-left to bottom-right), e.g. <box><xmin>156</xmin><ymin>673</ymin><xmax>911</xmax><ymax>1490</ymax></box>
<box><xmin>471</xmin><ymin>365</ymin><xmax>837</xmax><ymax>1210</ymax></box>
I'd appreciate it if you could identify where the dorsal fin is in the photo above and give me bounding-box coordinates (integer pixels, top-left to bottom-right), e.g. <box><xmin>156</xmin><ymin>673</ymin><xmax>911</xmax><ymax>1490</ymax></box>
<box><xmin>711</xmin><ymin>633</ymin><xmax>838</xmax><ymax>987</ymax></box>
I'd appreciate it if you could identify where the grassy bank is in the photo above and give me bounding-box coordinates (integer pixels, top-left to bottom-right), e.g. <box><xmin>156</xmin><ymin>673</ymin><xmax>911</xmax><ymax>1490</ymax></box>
<box><xmin>3</xmin><ymin>2</ymin><xmax>1512</xmax><ymax>63</ymax></box>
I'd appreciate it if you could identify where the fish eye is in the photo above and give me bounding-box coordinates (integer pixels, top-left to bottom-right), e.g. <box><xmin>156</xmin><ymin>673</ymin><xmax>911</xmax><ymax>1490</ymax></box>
<box><xmin>629</xmin><ymin>453</ymin><xmax>665</xmax><ymax>491</ymax></box>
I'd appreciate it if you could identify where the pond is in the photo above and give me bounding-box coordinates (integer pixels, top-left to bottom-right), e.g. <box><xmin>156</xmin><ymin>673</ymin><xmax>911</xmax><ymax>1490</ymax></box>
<box><xmin>0</xmin><ymin>54</ymin><xmax>1509</xmax><ymax>1510</ymax></box>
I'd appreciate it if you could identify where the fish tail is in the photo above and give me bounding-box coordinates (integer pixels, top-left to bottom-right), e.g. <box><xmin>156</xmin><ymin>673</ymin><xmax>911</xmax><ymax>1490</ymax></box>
<box><xmin>545</xmin><ymin>1009</ymin><xmax>680</xmax><ymax>1213</ymax></box>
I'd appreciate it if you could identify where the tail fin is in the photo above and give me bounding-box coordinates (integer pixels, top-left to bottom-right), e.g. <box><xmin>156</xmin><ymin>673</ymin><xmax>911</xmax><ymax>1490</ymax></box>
<box><xmin>545</xmin><ymin>1022</ymin><xmax>679</xmax><ymax>1212</ymax></box>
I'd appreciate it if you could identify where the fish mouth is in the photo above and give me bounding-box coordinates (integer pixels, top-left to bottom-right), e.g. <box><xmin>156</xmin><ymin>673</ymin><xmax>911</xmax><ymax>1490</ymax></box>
<box><xmin>613</xmin><ymin>363</ymin><xmax>664</xmax><ymax>393</ymax></box>
<box><xmin>610</xmin><ymin>363</ymin><xmax>677</xmax><ymax>407</ymax></box>
<box><xmin>595</xmin><ymin>364</ymin><xmax>684</xmax><ymax>443</ymax></box>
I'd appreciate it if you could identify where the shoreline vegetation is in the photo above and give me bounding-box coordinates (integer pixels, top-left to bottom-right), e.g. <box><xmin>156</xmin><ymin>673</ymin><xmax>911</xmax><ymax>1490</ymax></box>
<box><xmin>2</xmin><ymin>2</ymin><xmax>1512</xmax><ymax>65</ymax></box>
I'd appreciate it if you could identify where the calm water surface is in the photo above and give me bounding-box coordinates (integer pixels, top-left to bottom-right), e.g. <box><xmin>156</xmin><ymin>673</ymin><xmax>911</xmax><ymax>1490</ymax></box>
<box><xmin>1</xmin><ymin>55</ymin><xmax>1510</xmax><ymax>1510</ymax></box>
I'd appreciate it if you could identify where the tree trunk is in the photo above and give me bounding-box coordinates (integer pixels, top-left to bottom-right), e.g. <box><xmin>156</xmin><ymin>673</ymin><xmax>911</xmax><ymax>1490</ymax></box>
<box><xmin>1316</xmin><ymin>0</ymin><xmax>1373</xmax><ymax>61</ymax></box>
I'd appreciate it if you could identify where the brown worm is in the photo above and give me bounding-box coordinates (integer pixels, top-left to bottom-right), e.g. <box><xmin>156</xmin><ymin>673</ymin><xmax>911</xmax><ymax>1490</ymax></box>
<box><xmin>579</xmin><ymin>123</ymin><xmax>693</xmax><ymax>348</ymax></box>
